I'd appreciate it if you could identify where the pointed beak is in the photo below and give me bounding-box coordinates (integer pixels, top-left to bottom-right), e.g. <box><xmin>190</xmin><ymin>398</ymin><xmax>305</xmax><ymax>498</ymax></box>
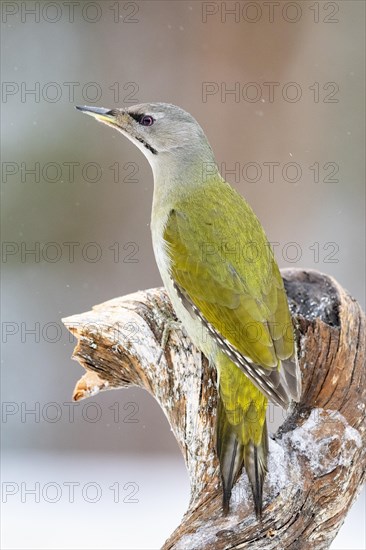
<box><xmin>75</xmin><ymin>105</ymin><xmax>157</xmax><ymax>155</ymax></box>
<box><xmin>75</xmin><ymin>105</ymin><xmax>118</xmax><ymax>125</ymax></box>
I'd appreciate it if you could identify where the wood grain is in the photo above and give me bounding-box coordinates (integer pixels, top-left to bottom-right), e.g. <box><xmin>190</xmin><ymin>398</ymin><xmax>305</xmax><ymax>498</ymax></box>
<box><xmin>63</xmin><ymin>269</ymin><xmax>365</xmax><ymax>550</ymax></box>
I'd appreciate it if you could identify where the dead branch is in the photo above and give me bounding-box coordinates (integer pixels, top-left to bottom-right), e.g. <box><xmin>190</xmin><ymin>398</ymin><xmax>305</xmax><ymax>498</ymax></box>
<box><xmin>63</xmin><ymin>268</ymin><xmax>365</xmax><ymax>550</ymax></box>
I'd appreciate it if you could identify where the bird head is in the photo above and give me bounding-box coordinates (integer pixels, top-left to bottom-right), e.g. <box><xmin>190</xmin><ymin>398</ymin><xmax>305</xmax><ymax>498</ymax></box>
<box><xmin>76</xmin><ymin>103</ymin><xmax>215</xmax><ymax>175</ymax></box>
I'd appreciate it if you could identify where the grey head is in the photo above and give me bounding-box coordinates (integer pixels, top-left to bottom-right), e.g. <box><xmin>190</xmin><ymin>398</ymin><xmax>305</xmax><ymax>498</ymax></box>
<box><xmin>76</xmin><ymin>103</ymin><xmax>216</xmax><ymax>176</ymax></box>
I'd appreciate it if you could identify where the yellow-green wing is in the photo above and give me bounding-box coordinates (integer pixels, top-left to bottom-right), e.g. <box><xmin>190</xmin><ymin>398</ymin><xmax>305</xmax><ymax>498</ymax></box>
<box><xmin>164</xmin><ymin>182</ymin><xmax>300</xmax><ymax>406</ymax></box>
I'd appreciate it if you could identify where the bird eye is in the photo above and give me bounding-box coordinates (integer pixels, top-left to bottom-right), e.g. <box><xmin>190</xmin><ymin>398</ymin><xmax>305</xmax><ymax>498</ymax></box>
<box><xmin>140</xmin><ymin>115</ymin><xmax>154</xmax><ymax>127</ymax></box>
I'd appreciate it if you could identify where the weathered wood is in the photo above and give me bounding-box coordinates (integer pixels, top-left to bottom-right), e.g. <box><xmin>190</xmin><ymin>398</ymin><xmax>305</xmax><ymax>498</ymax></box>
<box><xmin>63</xmin><ymin>268</ymin><xmax>365</xmax><ymax>550</ymax></box>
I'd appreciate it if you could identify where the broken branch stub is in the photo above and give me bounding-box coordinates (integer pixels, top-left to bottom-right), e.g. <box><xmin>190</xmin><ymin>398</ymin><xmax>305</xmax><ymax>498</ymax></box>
<box><xmin>62</xmin><ymin>269</ymin><xmax>365</xmax><ymax>550</ymax></box>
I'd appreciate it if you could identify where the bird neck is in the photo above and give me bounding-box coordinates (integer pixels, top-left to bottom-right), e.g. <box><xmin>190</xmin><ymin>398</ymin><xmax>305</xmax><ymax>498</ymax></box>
<box><xmin>150</xmin><ymin>147</ymin><xmax>220</xmax><ymax>214</ymax></box>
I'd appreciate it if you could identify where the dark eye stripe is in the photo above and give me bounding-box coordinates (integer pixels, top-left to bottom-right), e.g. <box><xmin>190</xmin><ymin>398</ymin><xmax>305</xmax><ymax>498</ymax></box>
<box><xmin>129</xmin><ymin>112</ymin><xmax>144</xmax><ymax>123</ymax></box>
<box><xmin>127</xmin><ymin>112</ymin><xmax>158</xmax><ymax>155</ymax></box>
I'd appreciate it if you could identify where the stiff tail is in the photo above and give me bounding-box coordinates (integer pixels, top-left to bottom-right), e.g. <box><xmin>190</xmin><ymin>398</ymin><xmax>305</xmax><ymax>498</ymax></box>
<box><xmin>242</xmin><ymin>419</ymin><xmax>268</xmax><ymax>519</ymax></box>
<box><xmin>216</xmin><ymin>399</ymin><xmax>269</xmax><ymax>519</ymax></box>
<box><xmin>216</xmin><ymin>398</ymin><xmax>243</xmax><ymax>515</ymax></box>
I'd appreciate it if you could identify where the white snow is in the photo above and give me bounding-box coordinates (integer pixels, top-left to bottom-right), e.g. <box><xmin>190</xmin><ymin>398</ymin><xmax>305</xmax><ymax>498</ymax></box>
<box><xmin>284</xmin><ymin>408</ymin><xmax>362</xmax><ymax>476</ymax></box>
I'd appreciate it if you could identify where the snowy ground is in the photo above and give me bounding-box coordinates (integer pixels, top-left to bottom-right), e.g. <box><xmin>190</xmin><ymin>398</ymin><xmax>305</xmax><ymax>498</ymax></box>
<box><xmin>1</xmin><ymin>451</ymin><xmax>364</xmax><ymax>549</ymax></box>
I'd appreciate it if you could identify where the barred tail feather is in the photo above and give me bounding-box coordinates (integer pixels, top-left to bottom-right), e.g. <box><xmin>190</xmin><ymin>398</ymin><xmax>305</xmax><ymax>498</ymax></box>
<box><xmin>281</xmin><ymin>353</ymin><xmax>302</xmax><ymax>402</ymax></box>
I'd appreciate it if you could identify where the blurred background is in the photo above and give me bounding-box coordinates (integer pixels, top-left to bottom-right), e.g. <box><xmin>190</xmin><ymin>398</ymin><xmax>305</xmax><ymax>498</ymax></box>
<box><xmin>1</xmin><ymin>1</ymin><xmax>365</xmax><ymax>548</ymax></box>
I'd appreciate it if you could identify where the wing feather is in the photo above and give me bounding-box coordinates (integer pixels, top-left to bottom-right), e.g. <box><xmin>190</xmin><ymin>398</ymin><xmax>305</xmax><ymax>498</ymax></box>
<box><xmin>164</xmin><ymin>184</ymin><xmax>301</xmax><ymax>406</ymax></box>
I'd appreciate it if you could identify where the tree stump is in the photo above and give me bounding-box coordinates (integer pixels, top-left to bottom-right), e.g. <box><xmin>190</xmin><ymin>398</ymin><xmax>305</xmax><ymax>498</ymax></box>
<box><xmin>62</xmin><ymin>268</ymin><xmax>365</xmax><ymax>550</ymax></box>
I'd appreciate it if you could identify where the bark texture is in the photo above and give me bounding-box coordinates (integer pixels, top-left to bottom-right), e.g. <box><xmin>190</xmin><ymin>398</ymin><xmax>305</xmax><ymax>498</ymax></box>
<box><xmin>63</xmin><ymin>268</ymin><xmax>365</xmax><ymax>550</ymax></box>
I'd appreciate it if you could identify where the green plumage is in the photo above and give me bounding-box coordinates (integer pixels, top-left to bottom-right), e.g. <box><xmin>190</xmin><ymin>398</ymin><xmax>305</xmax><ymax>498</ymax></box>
<box><xmin>77</xmin><ymin>101</ymin><xmax>301</xmax><ymax>518</ymax></box>
<box><xmin>163</xmin><ymin>180</ymin><xmax>294</xmax><ymax>367</ymax></box>
<box><xmin>163</xmin><ymin>176</ymin><xmax>297</xmax><ymax>517</ymax></box>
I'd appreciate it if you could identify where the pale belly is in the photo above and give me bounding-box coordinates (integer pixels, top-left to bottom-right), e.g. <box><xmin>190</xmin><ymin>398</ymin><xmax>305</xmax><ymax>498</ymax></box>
<box><xmin>161</xmin><ymin>267</ymin><xmax>217</xmax><ymax>359</ymax></box>
<box><xmin>152</xmin><ymin>228</ymin><xmax>217</xmax><ymax>361</ymax></box>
